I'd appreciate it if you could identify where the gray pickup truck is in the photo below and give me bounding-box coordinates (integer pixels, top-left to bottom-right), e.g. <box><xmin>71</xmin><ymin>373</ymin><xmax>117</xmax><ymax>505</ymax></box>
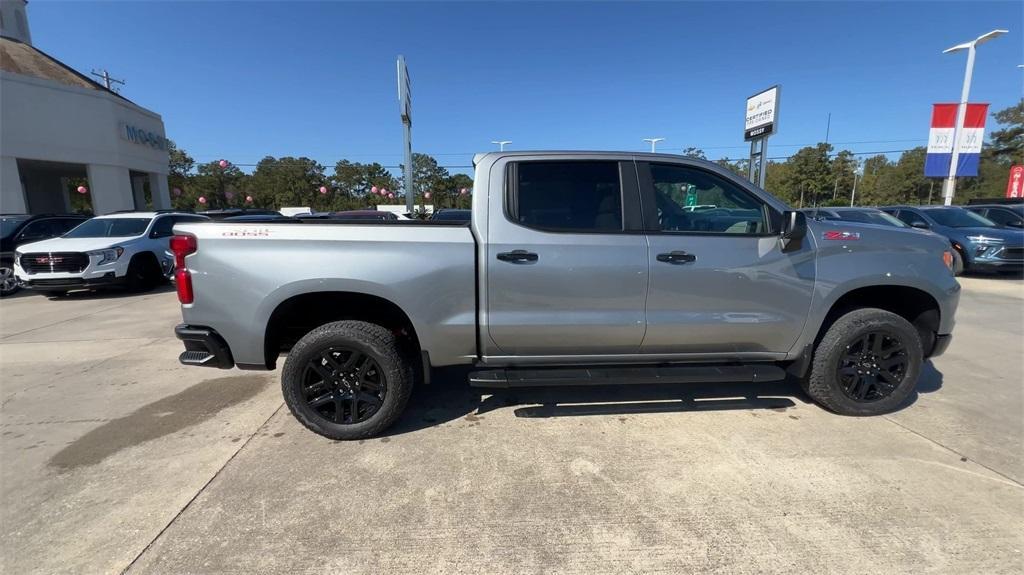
<box><xmin>172</xmin><ymin>152</ymin><xmax>960</xmax><ymax>440</ymax></box>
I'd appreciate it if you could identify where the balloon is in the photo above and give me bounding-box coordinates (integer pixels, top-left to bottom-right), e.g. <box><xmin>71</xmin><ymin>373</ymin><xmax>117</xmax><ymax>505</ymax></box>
<box><xmin>198</xmin><ymin>196</ymin><xmax>207</xmax><ymax>204</ymax></box>
<box><xmin>381</xmin><ymin>189</ymin><xmax>388</xmax><ymax>195</ymax></box>
<box><xmin>218</xmin><ymin>160</ymin><xmax>228</xmax><ymax>168</ymax></box>
<box><xmin>245</xmin><ymin>195</ymin><xmax>253</xmax><ymax>203</ymax></box>
<box><xmin>370</xmin><ymin>186</ymin><xmax>379</xmax><ymax>194</ymax></box>
<box><xmin>387</xmin><ymin>192</ymin><xmax>395</xmax><ymax>199</ymax></box>
<box><xmin>172</xmin><ymin>187</ymin><xmax>181</xmax><ymax>196</ymax></box>
<box><xmin>424</xmin><ymin>192</ymin><xmax>432</xmax><ymax>199</ymax></box>
<box><xmin>76</xmin><ymin>185</ymin><xmax>88</xmax><ymax>194</ymax></box>
<box><xmin>460</xmin><ymin>188</ymin><xmax>469</xmax><ymax>196</ymax></box>
<box><xmin>319</xmin><ymin>186</ymin><xmax>328</xmax><ymax>194</ymax></box>
<box><xmin>225</xmin><ymin>191</ymin><xmax>234</xmax><ymax>200</ymax></box>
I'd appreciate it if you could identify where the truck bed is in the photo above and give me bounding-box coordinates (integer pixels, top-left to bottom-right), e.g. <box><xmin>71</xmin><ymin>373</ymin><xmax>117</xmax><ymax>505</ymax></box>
<box><xmin>174</xmin><ymin>221</ymin><xmax>478</xmax><ymax>368</ymax></box>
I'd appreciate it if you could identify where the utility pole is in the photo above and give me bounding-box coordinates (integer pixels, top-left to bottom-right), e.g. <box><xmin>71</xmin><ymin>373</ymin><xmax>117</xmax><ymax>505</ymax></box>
<box><xmin>849</xmin><ymin>172</ymin><xmax>859</xmax><ymax>207</ymax></box>
<box><xmin>643</xmin><ymin>138</ymin><xmax>665</xmax><ymax>153</ymax></box>
<box><xmin>90</xmin><ymin>69</ymin><xmax>125</xmax><ymax>93</ymax></box>
<box><xmin>491</xmin><ymin>140</ymin><xmax>511</xmax><ymax>151</ymax></box>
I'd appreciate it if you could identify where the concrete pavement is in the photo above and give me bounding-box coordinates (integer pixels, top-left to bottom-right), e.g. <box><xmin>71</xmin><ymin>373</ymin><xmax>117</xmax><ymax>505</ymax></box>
<box><xmin>1</xmin><ymin>277</ymin><xmax>1021</xmax><ymax>574</ymax></box>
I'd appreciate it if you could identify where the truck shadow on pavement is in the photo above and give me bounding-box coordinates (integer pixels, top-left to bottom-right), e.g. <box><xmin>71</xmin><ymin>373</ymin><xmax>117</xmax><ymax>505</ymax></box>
<box><xmin>387</xmin><ymin>361</ymin><xmax>945</xmax><ymax>436</ymax></box>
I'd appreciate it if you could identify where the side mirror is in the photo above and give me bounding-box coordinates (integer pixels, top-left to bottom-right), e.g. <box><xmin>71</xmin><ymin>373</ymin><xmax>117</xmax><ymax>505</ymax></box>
<box><xmin>910</xmin><ymin>221</ymin><xmax>929</xmax><ymax>229</ymax></box>
<box><xmin>780</xmin><ymin>210</ymin><xmax>807</xmax><ymax>251</ymax></box>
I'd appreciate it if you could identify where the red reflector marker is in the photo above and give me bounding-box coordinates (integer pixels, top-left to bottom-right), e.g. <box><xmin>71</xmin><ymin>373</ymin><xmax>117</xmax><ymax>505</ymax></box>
<box><xmin>823</xmin><ymin>230</ymin><xmax>861</xmax><ymax>241</ymax></box>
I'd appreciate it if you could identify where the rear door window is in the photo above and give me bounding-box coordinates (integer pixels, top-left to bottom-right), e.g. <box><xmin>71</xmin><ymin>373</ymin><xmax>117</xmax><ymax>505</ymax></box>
<box><xmin>510</xmin><ymin>161</ymin><xmax>623</xmax><ymax>232</ymax></box>
<box><xmin>894</xmin><ymin>210</ymin><xmax>928</xmax><ymax>227</ymax></box>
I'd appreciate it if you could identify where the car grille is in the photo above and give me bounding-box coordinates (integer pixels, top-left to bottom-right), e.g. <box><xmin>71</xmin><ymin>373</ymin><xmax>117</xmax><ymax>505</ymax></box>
<box><xmin>999</xmin><ymin>247</ymin><xmax>1024</xmax><ymax>261</ymax></box>
<box><xmin>19</xmin><ymin>252</ymin><xmax>89</xmax><ymax>274</ymax></box>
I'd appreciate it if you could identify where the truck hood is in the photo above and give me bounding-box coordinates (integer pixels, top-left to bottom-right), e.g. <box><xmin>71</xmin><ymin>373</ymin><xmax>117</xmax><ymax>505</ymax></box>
<box><xmin>14</xmin><ymin>237</ymin><xmax>129</xmax><ymax>253</ymax></box>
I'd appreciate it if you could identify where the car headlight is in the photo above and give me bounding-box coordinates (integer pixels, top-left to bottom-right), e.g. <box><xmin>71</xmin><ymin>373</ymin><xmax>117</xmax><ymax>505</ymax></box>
<box><xmin>89</xmin><ymin>247</ymin><xmax>124</xmax><ymax>265</ymax></box>
<box><xmin>966</xmin><ymin>235</ymin><xmax>1004</xmax><ymax>244</ymax></box>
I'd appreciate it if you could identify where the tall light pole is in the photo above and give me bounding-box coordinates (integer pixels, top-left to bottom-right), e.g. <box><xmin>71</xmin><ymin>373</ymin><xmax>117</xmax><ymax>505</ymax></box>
<box><xmin>642</xmin><ymin>138</ymin><xmax>665</xmax><ymax>153</ymax></box>
<box><xmin>941</xmin><ymin>29</ymin><xmax>1007</xmax><ymax>206</ymax></box>
<box><xmin>491</xmin><ymin>140</ymin><xmax>511</xmax><ymax>151</ymax></box>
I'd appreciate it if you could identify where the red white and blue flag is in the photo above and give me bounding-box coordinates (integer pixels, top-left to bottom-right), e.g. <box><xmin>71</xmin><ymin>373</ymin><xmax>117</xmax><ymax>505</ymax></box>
<box><xmin>925</xmin><ymin>103</ymin><xmax>989</xmax><ymax>177</ymax></box>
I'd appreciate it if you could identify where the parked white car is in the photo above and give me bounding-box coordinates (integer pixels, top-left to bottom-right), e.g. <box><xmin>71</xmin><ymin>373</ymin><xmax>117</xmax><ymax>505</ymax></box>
<box><xmin>13</xmin><ymin>211</ymin><xmax>209</xmax><ymax>296</ymax></box>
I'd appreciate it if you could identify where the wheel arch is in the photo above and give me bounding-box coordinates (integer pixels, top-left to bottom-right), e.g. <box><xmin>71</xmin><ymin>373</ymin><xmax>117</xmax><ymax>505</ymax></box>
<box><xmin>263</xmin><ymin>290</ymin><xmax>422</xmax><ymax>371</ymax></box>
<box><xmin>817</xmin><ymin>285</ymin><xmax>941</xmax><ymax>357</ymax></box>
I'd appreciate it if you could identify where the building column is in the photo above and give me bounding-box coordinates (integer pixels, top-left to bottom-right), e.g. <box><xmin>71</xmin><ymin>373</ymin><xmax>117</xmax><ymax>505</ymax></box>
<box><xmin>1</xmin><ymin>156</ymin><xmax>27</xmax><ymax>213</ymax></box>
<box><xmin>131</xmin><ymin>174</ymin><xmax>148</xmax><ymax>210</ymax></box>
<box><xmin>86</xmin><ymin>164</ymin><xmax>134</xmax><ymax>215</ymax></box>
<box><xmin>149</xmin><ymin>172</ymin><xmax>171</xmax><ymax>210</ymax></box>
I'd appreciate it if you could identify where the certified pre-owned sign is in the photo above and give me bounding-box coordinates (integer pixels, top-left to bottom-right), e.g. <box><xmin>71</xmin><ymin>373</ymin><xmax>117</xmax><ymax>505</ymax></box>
<box><xmin>744</xmin><ymin>86</ymin><xmax>779</xmax><ymax>141</ymax></box>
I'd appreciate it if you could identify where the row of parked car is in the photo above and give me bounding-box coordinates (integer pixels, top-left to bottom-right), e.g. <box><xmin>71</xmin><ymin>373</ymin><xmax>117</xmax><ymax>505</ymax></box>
<box><xmin>803</xmin><ymin>202</ymin><xmax>1023</xmax><ymax>275</ymax></box>
<box><xmin>0</xmin><ymin>207</ymin><xmax>473</xmax><ymax>297</ymax></box>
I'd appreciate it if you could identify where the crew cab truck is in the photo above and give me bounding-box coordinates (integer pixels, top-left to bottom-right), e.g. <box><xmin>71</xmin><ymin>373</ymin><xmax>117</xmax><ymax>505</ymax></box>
<box><xmin>172</xmin><ymin>152</ymin><xmax>959</xmax><ymax>440</ymax></box>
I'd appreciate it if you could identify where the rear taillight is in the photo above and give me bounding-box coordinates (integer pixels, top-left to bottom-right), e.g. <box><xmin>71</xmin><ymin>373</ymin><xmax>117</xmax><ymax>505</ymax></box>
<box><xmin>170</xmin><ymin>234</ymin><xmax>197</xmax><ymax>304</ymax></box>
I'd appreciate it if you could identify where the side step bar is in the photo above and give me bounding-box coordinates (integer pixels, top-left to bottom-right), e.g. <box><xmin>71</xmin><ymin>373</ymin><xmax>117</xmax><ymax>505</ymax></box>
<box><xmin>469</xmin><ymin>364</ymin><xmax>786</xmax><ymax>389</ymax></box>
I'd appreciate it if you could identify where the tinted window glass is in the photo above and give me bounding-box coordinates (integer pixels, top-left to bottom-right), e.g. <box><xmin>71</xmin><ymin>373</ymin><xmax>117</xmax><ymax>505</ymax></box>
<box><xmin>56</xmin><ymin>218</ymin><xmax>86</xmax><ymax>233</ymax></box>
<box><xmin>925</xmin><ymin>208</ymin><xmax>994</xmax><ymax>228</ymax></box>
<box><xmin>64</xmin><ymin>218</ymin><xmax>151</xmax><ymax>238</ymax></box>
<box><xmin>894</xmin><ymin>210</ymin><xmax>928</xmax><ymax>227</ymax></box>
<box><xmin>18</xmin><ymin>219</ymin><xmax>63</xmax><ymax>240</ymax></box>
<box><xmin>982</xmin><ymin>208</ymin><xmax>1021</xmax><ymax>226</ymax></box>
<box><xmin>150</xmin><ymin>216</ymin><xmax>177</xmax><ymax>237</ymax></box>
<box><xmin>649</xmin><ymin>164</ymin><xmax>767</xmax><ymax>233</ymax></box>
<box><xmin>514</xmin><ymin>161</ymin><xmax>622</xmax><ymax>231</ymax></box>
<box><xmin>833</xmin><ymin>210</ymin><xmax>907</xmax><ymax>227</ymax></box>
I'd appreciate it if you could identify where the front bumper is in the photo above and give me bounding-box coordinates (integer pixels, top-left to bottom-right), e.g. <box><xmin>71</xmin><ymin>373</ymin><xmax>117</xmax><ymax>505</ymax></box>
<box><xmin>20</xmin><ymin>273</ymin><xmax>123</xmax><ymax>291</ymax></box>
<box><xmin>175</xmin><ymin>324</ymin><xmax>235</xmax><ymax>369</ymax></box>
<box><xmin>968</xmin><ymin>245</ymin><xmax>1023</xmax><ymax>271</ymax></box>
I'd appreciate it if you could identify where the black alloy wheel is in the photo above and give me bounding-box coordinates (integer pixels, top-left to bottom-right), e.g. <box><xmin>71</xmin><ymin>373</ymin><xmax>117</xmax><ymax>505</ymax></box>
<box><xmin>836</xmin><ymin>330</ymin><xmax>909</xmax><ymax>402</ymax></box>
<box><xmin>301</xmin><ymin>347</ymin><xmax>387</xmax><ymax>424</ymax></box>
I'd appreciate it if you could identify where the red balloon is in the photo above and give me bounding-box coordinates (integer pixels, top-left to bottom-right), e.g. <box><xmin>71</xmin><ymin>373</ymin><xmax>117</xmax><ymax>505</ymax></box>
<box><xmin>245</xmin><ymin>195</ymin><xmax>253</xmax><ymax>203</ymax></box>
<box><xmin>387</xmin><ymin>192</ymin><xmax>395</xmax><ymax>199</ymax></box>
<box><xmin>172</xmin><ymin>187</ymin><xmax>182</xmax><ymax>196</ymax></box>
<box><xmin>76</xmin><ymin>185</ymin><xmax>88</xmax><ymax>194</ymax></box>
<box><xmin>424</xmin><ymin>192</ymin><xmax>432</xmax><ymax>199</ymax></box>
<box><xmin>319</xmin><ymin>186</ymin><xmax>328</xmax><ymax>194</ymax></box>
<box><xmin>218</xmin><ymin>160</ymin><xmax>228</xmax><ymax>168</ymax></box>
<box><xmin>198</xmin><ymin>196</ymin><xmax>207</xmax><ymax>204</ymax></box>
<box><xmin>371</xmin><ymin>186</ymin><xmax>379</xmax><ymax>194</ymax></box>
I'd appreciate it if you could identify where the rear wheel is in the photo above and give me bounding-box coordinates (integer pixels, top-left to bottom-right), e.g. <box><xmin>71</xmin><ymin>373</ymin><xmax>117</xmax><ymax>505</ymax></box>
<box><xmin>806</xmin><ymin>308</ymin><xmax>923</xmax><ymax>416</ymax></box>
<box><xmin>0</xmin><ymin>264</ymin><xmax>19</xmax><ymax>297</ymax></box>
<box><xmin>281</xmin><ymin>320</ymin><xmax>414</xmax><ymax>440</ymax></box>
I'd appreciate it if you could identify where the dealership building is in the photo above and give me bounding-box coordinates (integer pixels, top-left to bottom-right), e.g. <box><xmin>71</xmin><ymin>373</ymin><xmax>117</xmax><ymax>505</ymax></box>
<box><xmin>0</xmin><ymin>0</ymin><xmax>171</xmax><ymax>215</ymax></box>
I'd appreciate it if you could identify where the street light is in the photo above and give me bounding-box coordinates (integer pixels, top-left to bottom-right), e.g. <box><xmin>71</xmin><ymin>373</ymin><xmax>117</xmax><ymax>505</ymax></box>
<box><xmin>642</xmin><ymin>138</ymin><xmax>665</xmax><ymax>153</ymax></box>
<box><xmin>491</xmin><ymin>140</ymin><xmax>511</xmax><ymax>151</ymax></box>
<box><xmin>940</xmin><ymin>29</ymin><xmax>1008</xmax><ymax>205</ymax></box>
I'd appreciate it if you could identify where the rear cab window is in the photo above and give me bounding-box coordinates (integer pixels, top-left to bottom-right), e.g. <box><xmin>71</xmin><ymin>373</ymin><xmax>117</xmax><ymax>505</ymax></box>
<box><xmin>508</xmin><ymin>161</ymin><xmax>625</xmax><ymax>233</ymax></box>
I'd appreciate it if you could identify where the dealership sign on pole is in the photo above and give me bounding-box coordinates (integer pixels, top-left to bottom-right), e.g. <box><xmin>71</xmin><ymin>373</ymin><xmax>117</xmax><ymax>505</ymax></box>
<box><xmin>744</xmin><ymin>85</ymin><xmax>779</xmax><ymax>189</ymax></box>
<box><xmin>1007</xmin><ymin>165</ymin><xmax>1024</xmax><ymax>199</ymax></box>
<box><xmin>397</xmin><ymin>55</ymin><xmax>414</xmax><ymax>214</ymax></box>
<box><xmin>924</xmin><ymin>103</ymin><xmax>988</xmax><ymax>178</ymax></box>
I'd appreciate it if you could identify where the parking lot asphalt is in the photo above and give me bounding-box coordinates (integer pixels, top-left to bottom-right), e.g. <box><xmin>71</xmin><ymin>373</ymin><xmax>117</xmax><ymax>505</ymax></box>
<box><xmin>1</xmin><ymin>278</ymin><xmax>1022</xmax><ymax>574</ymax></box>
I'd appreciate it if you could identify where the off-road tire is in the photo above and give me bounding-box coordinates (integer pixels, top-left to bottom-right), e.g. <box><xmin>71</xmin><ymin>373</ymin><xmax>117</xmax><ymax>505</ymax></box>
<box><xmin>282</xmin><ymin>320</ymin><xmax>414</xmax><ymax>440</ymax></box>
<box><xmin>807</xmin><ymin>308</ymin><xmax>923</xmax><ymax>416</ymax></box>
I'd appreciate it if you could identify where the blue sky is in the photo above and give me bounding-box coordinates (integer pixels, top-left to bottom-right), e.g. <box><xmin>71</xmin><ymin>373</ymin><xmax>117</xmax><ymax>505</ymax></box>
<box><xmin>28</xmin><ymin>1</ymin><xmax>1024</xmax><ymax>176</ymax></box>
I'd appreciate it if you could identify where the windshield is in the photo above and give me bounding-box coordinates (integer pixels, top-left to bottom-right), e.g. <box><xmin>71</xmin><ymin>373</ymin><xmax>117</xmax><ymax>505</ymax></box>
<box><xmin>1</xmin><ymin>216</ymin><xmax>30</xmax><ymax>239</ymax></box>
<box><xmin>834</xmin><ymin>210</ymin><xmax>907</xmax><ymax>227</ymax></box>
<box><xmin>63</xmin><ymin>218</ymin><xmax>151</xmax><ymax>238</ymax></box>
<box><xmin>926</xmin><ymin>209</ymin><xmax>995</xmax><ymax>228</ymax></box>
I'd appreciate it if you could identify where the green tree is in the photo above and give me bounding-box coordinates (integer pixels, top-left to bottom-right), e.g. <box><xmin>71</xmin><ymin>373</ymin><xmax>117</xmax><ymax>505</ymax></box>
<box><xmin>987</xmin><ymin>99</ymin><xmax>1023</xmax><ymax>165</ymax></box>
<box><xmin>182</xmin><ymin>160</ymin><xmax>247</xmax><ymax>210</ymax></box>
<box><xmin>681</xmin><ymin>147</ymin><xmax>707</xmax><ymax>160</ymax></box>
<box><xmin>247</xmin><ymin>157</ymin><xmax>327</xmax><ymax>210</ymax></box>
<box><xmin>331</xmin><ymin>160</ymin><xmax>399</xmax><ymax>208</ymax></box>
<box><xmin>403</xmin><ymin>153</ymin><xmax>449</xmax><ymax>200</ymax></box>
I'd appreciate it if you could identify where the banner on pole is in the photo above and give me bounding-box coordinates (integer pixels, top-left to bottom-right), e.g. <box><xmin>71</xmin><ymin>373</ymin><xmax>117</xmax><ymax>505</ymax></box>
<box><xmin>924</xmin><ymin>103</ymin><xmax>989</xmax><ymax>177</ymax></box>
<box><xmin>1007</xmin><ymin>165</ymin><xmax>1024</xmax><ymax>199</ymax></box>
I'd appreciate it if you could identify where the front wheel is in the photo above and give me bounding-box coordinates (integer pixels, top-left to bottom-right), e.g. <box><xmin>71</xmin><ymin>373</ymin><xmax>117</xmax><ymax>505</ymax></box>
<box><xmin>281</xmin><ymin>320</ymin><xmax>414</xmax><ymax>440</ymax></box>
<box><xmin>806</xmin><ymin>308</ymin><xmax>923</xmax><ymax>416</ymax></box>
<box><xmin>0</xmin><ymin>264</ymin><xmax>19</xmax><ymax>297</ymax></box>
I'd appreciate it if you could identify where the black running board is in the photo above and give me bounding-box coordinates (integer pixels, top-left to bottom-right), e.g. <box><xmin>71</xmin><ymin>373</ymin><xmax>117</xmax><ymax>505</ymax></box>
<box><xmin>469</xmin><ymin>364</ymin><xmax>786</xmax><ymax>389</ymax></box>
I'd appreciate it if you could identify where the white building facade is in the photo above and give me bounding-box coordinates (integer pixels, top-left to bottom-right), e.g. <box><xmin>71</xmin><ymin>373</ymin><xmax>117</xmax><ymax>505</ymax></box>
<box><xmin>0</xmin><ymin>0</ymin><xmax>170</xmax><ymax>215</ymax></box>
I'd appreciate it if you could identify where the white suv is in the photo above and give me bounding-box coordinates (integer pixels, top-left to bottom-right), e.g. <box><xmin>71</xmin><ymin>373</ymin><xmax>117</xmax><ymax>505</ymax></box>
<box><xmin>13</xmin><ymin>211</ymin><xmax>209</xmax><ymax>296</ymax></box>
